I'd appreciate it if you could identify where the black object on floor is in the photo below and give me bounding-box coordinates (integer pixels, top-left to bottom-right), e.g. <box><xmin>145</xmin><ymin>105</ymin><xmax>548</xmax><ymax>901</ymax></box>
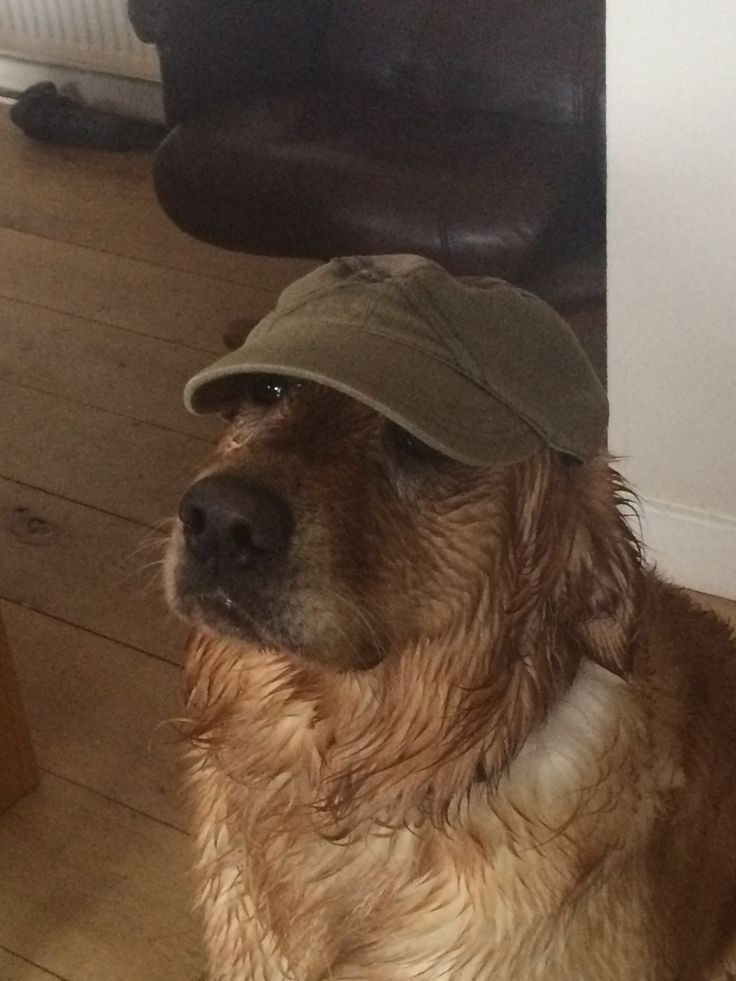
<box><xmin>10</xmin><ymin>82</ymin><xmax>166</xmax><ymax>150</ymax></box>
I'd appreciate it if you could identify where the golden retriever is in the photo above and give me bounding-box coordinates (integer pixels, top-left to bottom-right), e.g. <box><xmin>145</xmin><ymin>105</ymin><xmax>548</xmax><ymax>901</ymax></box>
<box><xmin>166</xmin><ymin>378</ymin><xmax>736</xmax><ymax>981</ymax></box>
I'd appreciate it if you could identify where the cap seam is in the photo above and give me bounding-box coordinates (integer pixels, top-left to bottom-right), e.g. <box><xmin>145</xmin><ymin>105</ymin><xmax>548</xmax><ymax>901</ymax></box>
<box><xmin>399</xmin><ymin>276</ymin><xmax>489</xmax><ymax>388</ymax></box>
<box><xmin>263</xmin><ymin>276</ymin><xmax>366</xmax><ymax>327</ymax></box>
<box><xmin>337</xmin><ymin>320</ymin><xmax>555</xmax><ymax>436</ymax></box>
<box><xmin>265</xmin><ymin>259</ymin><xmax>443</xmax><ymax>327</ymax></box>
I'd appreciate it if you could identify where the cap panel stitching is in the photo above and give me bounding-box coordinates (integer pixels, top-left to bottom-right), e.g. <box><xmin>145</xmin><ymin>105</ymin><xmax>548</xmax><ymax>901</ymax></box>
<box><xmin>401</xmin><ymin>276</ymin><xmax>494</xmax><ymax>389</ymax></box>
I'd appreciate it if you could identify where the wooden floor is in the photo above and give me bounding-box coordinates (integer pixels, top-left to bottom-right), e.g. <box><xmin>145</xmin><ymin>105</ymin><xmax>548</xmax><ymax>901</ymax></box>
<box><xmin>0</xmin><ymin>106</ymin><xmax>734</xmax><ymax>981</ymax></box>
<box><xmin>0</xmin><ymin>107</ymin><xmax>313</xmax><ymax>981</ymax></box>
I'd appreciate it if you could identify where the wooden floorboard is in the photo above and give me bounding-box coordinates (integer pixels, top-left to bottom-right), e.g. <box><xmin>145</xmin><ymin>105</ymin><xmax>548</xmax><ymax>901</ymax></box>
<box><xmin>0</xmin><ymin>226</ymin><xmax>278</xmax><ymax>352</ymax></box>
<box><xmin>3</xmin><ymin>602</ymin><xmax>187</xmax><ymax>830</ymax></box>
<box><xmin>0</xmin><ymin>947</ymin><xmax>65</xmax><ymax>981</ymax></box>
<box><xmin>0</xmin><ymin>102</ymin><xmax>286</xmax><ymax>979</ymax></box>
<box><xmin>0</xmin><ymin>382</ymin><xmax>208</xmax><ymax>527</ymax></box>
<box><xmin>0</xmin><ymin>773</ymin><xmax>203</xmax><ymax>981</ymax></box>
<box><xmin>0</xmin><ymin>476</ymin><xmax>186</xmax><ymax>663</ymax></box>
<box><xmin>0</xmin><ymin>294</ymin><xmax>221</xmax><ymax>441</ymax></box>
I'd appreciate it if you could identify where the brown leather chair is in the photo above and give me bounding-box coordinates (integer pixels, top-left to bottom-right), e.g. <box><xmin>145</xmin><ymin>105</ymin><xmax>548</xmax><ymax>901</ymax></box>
<box><xmin>130</xmin><ymin>0</ymin><xmax>605</xmax><ymax>314</ymax></box>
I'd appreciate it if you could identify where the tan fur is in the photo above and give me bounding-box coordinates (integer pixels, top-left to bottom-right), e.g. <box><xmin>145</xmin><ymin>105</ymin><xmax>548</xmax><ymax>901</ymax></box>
<box><xmin>167</xmin><ymin>384</ymin><xmax>736</xmax><ymax>980</ymax></box>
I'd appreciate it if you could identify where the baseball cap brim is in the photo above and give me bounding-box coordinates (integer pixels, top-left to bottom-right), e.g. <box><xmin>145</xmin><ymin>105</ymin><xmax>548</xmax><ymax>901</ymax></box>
<box><xmin>184</xmin><ymin>313</ymin><xmax>543</xmax><ymax>467</ymax></box>
<box><xmin>183</xmin><ymin>255</ymin><xmax>607</xmax><ymax>467</ymax></box>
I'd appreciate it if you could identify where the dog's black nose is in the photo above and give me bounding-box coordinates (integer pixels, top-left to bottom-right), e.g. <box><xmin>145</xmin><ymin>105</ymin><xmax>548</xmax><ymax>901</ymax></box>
<box><xmin>178</xmin><ymin>474</ymin><xmax>293</xmax><ymax>572</ymax></box>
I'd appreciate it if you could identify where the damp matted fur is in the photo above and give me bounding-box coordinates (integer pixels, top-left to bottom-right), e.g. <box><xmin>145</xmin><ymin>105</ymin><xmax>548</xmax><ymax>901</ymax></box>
<box><xmin>166</xmin><ymin>381</ymin><xmax>736</xmax><ymax>980</ymax></box>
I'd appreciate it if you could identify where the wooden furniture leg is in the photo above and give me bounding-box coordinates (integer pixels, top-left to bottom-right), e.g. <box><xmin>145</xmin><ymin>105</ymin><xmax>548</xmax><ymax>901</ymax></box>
<box><xmin>0</xmin><ymin>607</ymin><xmax>38</xmax><ymax>812</ymax></box>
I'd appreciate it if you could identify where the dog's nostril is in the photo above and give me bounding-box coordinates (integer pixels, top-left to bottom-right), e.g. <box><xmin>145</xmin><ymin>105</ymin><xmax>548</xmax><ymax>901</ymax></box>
<box><xmin>177</xmin><ymin>474</ymin><xmax>293</xmax><ymax>571</ymax></box>
<box><xmin>230</xmin><ymin>521</ymin><xmax>255</xmax><ymax>556</ymax></box>
<box><xmin>182</xmin><ymin>504</ymin><xmax>206</xmax><ymax>534</ymax></box>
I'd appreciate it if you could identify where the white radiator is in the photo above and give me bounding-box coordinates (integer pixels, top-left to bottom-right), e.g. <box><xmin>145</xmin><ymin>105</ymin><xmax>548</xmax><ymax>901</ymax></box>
<box><xmin>0</xmin><ymin>0</ymin><xmax>159</xmax><ymax>81</ymax></box>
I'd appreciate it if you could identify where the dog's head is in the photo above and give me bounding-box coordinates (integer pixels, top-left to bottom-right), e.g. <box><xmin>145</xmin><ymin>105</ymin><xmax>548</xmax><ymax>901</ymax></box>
<box><xmin>166</xmin><ymin>258</ymin><xmax>644</xmax><ymax>820</ymax></box>
<box><xmin>166</xmin><ymin>373</ymin><xmax>643</xmax><ymax>684</ymax></box>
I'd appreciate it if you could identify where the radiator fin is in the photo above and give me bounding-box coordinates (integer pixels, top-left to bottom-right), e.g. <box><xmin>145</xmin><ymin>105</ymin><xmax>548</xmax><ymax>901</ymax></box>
<box><xmin>0</xmin><ymin>0</ymin><xmax>159</xmax><ymax>80</ymax></box>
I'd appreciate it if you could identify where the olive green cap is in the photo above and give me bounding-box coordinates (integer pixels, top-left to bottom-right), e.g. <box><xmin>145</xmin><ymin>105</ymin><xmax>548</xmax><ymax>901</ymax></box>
<box><xmin>184</xmin><ymin>255</ymin><xmax>607</xmax><ymax>466</ymax></box>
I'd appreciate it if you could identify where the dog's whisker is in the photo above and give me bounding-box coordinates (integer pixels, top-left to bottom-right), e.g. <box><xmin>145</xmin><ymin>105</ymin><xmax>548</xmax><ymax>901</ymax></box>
<box><xmin>125</xmin><ymin>533</ymin><xmax>169</xmax><ymax>568</ymax></box>
<box><xmin>136</xmin><ymin>556</ymin><xmax>167</xmax><ymax>576</ymax></box>
<box><xmin>140</xmin><ymin>566</ymin><xmax>170</xmax><ymax>597</ymax></box>
<box><xmin>324</xmin><ymin>589</ymin><xmax>384</xmax><ymax>642</ymax></box>
<box><xmin>126</xmin><ymin>540</ymin><xmax>167</xmax><ymax>562</ymax></box>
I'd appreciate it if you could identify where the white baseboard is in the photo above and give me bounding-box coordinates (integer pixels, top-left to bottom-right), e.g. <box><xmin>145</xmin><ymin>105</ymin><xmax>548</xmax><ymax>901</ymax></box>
<box><xmin>639</xmin><ymin>498</ymin><xmax>736</xmax><ymax>600</ymax></box>
<box><xmin>0</xmin><ymin>53</ymin><xmax>163</xmax><ymax>122</ymax></box>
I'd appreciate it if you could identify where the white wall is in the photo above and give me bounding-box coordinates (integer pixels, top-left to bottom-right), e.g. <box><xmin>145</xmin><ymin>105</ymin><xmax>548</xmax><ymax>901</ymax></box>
<box><xmin>607</xmin><ymin>0</ymin><xmax>736</xmax><ymax>598</ymax></box>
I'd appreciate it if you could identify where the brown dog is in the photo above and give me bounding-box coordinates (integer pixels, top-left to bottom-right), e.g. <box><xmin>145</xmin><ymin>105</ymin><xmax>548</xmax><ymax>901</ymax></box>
<box><xmin>166</xmin><ymin>259</ymin><xmax>736</xmax><ymax>980</ymax></box>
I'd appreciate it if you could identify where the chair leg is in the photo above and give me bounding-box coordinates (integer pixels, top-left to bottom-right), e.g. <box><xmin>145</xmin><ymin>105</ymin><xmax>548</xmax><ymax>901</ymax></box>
<box><xmin>0</xmin><ymin>609</ymin><xmax>38</xmax><ymax>812</ymax></box>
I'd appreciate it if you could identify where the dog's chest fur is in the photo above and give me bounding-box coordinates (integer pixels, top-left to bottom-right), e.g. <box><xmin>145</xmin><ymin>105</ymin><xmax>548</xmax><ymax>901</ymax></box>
<box><xmin>184</xmin><ymin>634</ymin><xmax>683</xmax><ymax>981</ymax></box>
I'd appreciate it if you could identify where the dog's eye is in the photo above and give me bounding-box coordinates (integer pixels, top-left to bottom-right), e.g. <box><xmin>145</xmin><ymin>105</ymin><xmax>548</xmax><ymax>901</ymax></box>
<box><xmin>386</xmin><ymin>423</ymin><xmax>444</xmax><ymax>464</ymax></box>
<box><xmin>219</xmin><ymin>375</ymin><xmax>295</xmax><ymax>422</ymax></box>
<box><xmin>247</xmin><ymin>374</ymin><xmax>292</xmax><ymax>406</ymax></box>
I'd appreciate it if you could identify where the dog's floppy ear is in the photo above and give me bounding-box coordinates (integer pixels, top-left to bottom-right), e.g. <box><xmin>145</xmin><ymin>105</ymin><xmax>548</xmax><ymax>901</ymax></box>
<box><xmin>559</xmin><ymin>463</ymin><xmax>644</xmax><ymax>677</ymax></box>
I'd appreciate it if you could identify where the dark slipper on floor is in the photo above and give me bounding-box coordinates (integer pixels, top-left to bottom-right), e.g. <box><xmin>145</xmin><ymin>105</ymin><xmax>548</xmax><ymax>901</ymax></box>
<box><xmin>10</xmin><ymin>81</ymin><xmax>166</xmax><ymax>151</ymax></box>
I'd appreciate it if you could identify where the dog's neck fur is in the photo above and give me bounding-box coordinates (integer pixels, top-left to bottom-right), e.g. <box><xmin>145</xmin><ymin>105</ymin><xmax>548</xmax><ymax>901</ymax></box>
<box><xmin>183</xmin><ymin>609</ymin><xmax>670</xmax><ymax>979</ymax></box>
<box><xmin>177</xmin><ymin>459</ymin><xmax>736</xmax><ymax>979</ymax></box>
<box><xmin>180</xmin><ymin>519</ymin><xmax>669</xmax><ymax>979</ymax></box>
<box><xmin>183</xmin><ymin>463</ymin><xmax>644</xmax><ymax>837</ymax></box>
<box><xmin>183</xmin><ymin>459</ymin><xmax>643</xmax><ymax>831</ymax></box>
<box><xmin>184</xmin><ymin>590</ymin><xmax>584</xmax><ymax>839</ymax></box>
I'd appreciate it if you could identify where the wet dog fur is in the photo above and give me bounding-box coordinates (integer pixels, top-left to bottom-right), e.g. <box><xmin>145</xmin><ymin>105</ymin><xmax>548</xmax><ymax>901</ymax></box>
<box><xmin>166</xmin><ymin>378</ymin><xmax>736</xmax><ymax>980</ymax></box>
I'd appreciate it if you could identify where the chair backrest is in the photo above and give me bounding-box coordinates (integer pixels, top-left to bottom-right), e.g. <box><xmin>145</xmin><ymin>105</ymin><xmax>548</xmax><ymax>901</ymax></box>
<box><xmin>323</xmin><ymin>0</ymin><xmax>604</xmax><ymax>125</ymax></box>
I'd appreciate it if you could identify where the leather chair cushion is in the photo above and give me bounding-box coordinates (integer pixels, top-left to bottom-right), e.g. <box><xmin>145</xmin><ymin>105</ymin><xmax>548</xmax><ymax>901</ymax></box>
<box><xmin>154</xmin><ymin>88</ymin><xmax>591</xmax><ymax>280</ymax></box>
<box><xmin>322</xmin><ymin>0</ymin><xmax>603</xmax><ymax>126</ymax></box>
